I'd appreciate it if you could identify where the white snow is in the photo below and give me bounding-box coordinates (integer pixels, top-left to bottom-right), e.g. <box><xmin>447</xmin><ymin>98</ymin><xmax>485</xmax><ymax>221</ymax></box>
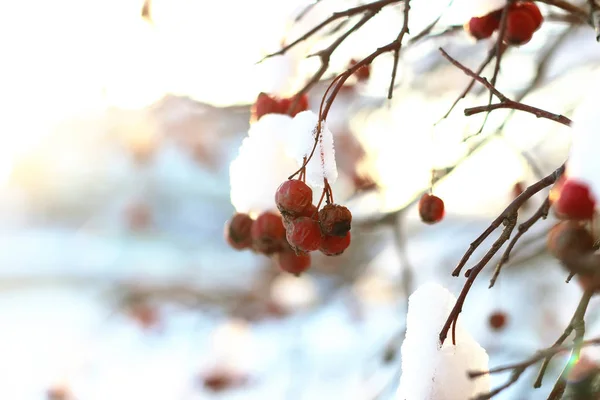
<box><xmin>230</xmin><ymin>111</ymin><xmax>338</xmax><ymax>213</ymax></box>
<box><xmin>287</xmin><ymin>111</ymin><xmax>338</xmax><ymax>187</ymax></box>
<box><xmin>229</xmin><ymin>114</ymin><xmax>297</xmax><ymax>215</ymax></box>
<box><xmin>396</xmin><ymin>283</ymin><xmax>490</xmax><ymax>400</ymax></box>
<box><xmin>451</xmin><ymin>0</ymin><xmax>506</xmax><ymax>20</ymax></box>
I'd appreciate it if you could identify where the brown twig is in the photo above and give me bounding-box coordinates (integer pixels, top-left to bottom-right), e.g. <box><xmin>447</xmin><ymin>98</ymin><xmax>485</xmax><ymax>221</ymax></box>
<box><xmin>439</xmin><ymin>48</ymin><xmax>573</xmax><ymax>126</ymax></box>
<box><xmin>489</xmin><ymin>197</ymin><xmax>551</xmax><ymax>288</ymax></box>
<box><xmin>259</xmin><ymin>0</ymin><xmax>401</xmax><ymax>62</ymax></box>
<box><xmin>388</xmin><ymin>0</ymin><xmax>411</xmax><ymax>99</ymax></box>
<box><xmin>534</xmin><ymin>290</ymin><xmax>593</xmax><ymax>389</ymax></box>
<box><xmin>469</xmin><ymin>291</ymin><xmax>593</xmax><ymax>399</ymax></box>
<box><xmin>439</xmin><ymin>164</ymin><xmax>565</xmax><ymax>345</ymax></box>
<box><xmin>438</xmin><ymin>43</ymin><xmax>499</xmax><ymax>122</ymax></box>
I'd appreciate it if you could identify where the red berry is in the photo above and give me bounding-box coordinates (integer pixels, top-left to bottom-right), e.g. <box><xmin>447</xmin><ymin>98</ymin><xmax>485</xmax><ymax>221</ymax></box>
<box><xmin>251</xmin><ymin>212</ymin><xmax>286</xmax><ymax>255</ymax></box>
<box><xmin>318</xmin><ymin>204</ymin><xmax>352</xmax><ymax>237</ymax></box>
<box><xmin>225</xmin><ymin>213</ymin><xmax>254</xmax><ymax>250</ymax></box>
<box><xmin>466</xmin><ymin>12</ymin><xmax>501</xmax><ymax>40</ymax></box>
<box><xmin>278</xmin><ymin>94</ymin><xmax>309</xmax><ymax>116</ymax></box>
<box><xmin>504</xmin><ymin>9</ymin><xmax>536</xmax><ymax>46</ymax></box>
<box><xmin>553</xmin><ymin>179</ymin><xmax>596</xmax><ymax>220</ymax></box>
<box><xmin>251</xmin><ymin>92</ymin><xmax>280</xmax><ymax>122</ymax></box>
<box><xmin>286</xmin><ymin>217</ymin><xmax>322</xmax><ymax>252</ymax></box>
<box><xmin>418</xmin><ymin>193</ymin><xmax>445</xmax><ymax>224</ymax></box>
<box><xmin>349</xmin><ymin>59</ymin><xmax>371</xmax><ymax>81</ymax></box>
<box><xmin>547</xmin><ymin>220</ymin><xmax>595</xmax><ymax>261</ymax></box>
<box><xmin>275</xmin><ymin>180</ymin><xmax>313</xmax><ymax>217</ymax></box>
<box><xmin>320</xmin><ymin>232</ymin><xmax>351</xmax><ymax>256</ymax></box>
<box><xmin>489</xmin><ymin>311</ymin><xmax>508</xmax><ymax>331</ymax></box>
<box><xmin>514</xmin><ymin>2</ymin><xmax>543</xmax><ymax>31</ymax></box>
<box><xmin>299</xmin><ymin>203</ymin><xmax>319</xmax><ymax>220</ymax></box>
<box><xmin>274</xmin><ymin>251</ymin><xmax>312</xmax><ymax>275</ymax></box>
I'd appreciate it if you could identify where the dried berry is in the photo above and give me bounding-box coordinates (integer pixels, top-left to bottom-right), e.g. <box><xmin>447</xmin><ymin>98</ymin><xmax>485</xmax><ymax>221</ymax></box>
<box><xmin>225</xmin><ymin>213</ymin><xmax>254</xmax><ymax>250</ymax></box>
<box><xmin>286</xmin><ymin>217</ymin><xmax>322</xmax><ymax>252</ymax></box>
<box><xmin>553</xmin><ymin>179</ymin><xmax>596</xmax><ymax>220</ymax></box>
<box><xmin>275</xmin><ymin>251</ymin><xmax>312</xmax><ymax>275</ymax></box>
<box><xmin>275</xmin><ymin>180</ymin><xmax>313</xmax><ymax>217</ymax></box>
<box><xmin>547</xmin><ymin>220</ymin><xmax>595</xmax><ymax>262</ymax></box>
<box><xmin>504</xmin><ymin>9</ymin><xmax>536</xmax><ymax>46</ymax></box>
<box><xmin>418</xmin><ymin>193</ymin><xmax>445</xmax><ymax>224</ymax></box>
<box><xmin>488</xmin><ymin>311</ymin><xmax>508</xmax><ymax>331</ymax></box>
<box><xmin>319</xmin><ymin>204</ymin><xmax>352</xmax><ymax>237</ymax></box>
<box><xmin>320</xmin><ymin>232</ymin><xmax>351</xmax><ymax>256</ymax></box>
<box><xmin>251</xmin><ymin>212</ymin><xmax>286</xmax><ymax>255</ymax></box>
<box><xmin>465</xmin><ymin>11</ymin><xmax>501</xmax><ymax>40</ymax></box>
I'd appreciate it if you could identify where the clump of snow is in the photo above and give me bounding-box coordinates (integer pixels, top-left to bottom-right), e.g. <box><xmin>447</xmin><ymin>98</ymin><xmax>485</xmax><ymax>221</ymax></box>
<box><xmin>566</xmin><ymin>94</ymin><xmax>600</xmax><ymax>205</ymax></box>
<box><xmin>396</xmin><ymin>283</ymin><xmax>490</xmax><ymax>400</ymax></box>
<box><xmin>229</xmin><ymin>114</ymin><xmax>297</xmax><ymax>215</ymax></box>
<box><xmin>287</xmin><ymin>111</ymin><xmax>338</xmax><ymax>187</ymax></box>
<box><xmin>230</xmin><ymin>111</ymin><xmax>338</xmax><ymax>213</ymax></box>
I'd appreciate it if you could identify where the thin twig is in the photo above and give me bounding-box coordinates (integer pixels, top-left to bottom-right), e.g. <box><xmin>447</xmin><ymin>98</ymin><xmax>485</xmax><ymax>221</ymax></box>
<box><xmin>439</xmin><ymin>48</ymin><xmax>573</xmax><ymax>126</ymax></box>
<box><xmin>469</xmin><ymin>291</ymin><xmax>593</xmax><ymax>399</ymax></box>
<box><xmin>439</xmin><ymin>164</ymin><xmax>565</xmax><ymax>345</ymax></box>
<box><xmin>388</xmin><ymin>0</ymin><xmax>411</xmax><ymax>99</ymax></box>
<box><xmin>258</xmin><ymin>0</ymin><xmax>401</xmax><ymax>62</ymax></box>
<box><xmin>489</xmin><ymin>197</ymin><xmax>551</xmax><ymax>288</ymax></box>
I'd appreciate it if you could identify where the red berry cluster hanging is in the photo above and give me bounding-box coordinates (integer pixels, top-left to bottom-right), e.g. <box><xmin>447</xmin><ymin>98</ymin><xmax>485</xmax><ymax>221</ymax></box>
<box><xmin>551</xmin><ymin>177</ymin><xmax>597</xmax><ymax>221</ymax></box>
<box><xmin>276</xmin><ymin>174</ymin><xmax>352</xmax><ymax>273</ymax></box>
<box><xmin>225</xmin><ymin>177</ymin><xmax>352</xmax><ymax>276</ymax></box>
<box><xmin>465</xmin><ymin>2</ymin><xmax>543</xmax><ymax>46</ymax></box>
<box><xmin>251</xmin><ymin>92</ymin><xmax>309</xmax><ymax>122</ymax></box>
<box><xmin>418</xmin><ymin>193</ymin><xmax>445</xmax><ymax>224</ymax></box>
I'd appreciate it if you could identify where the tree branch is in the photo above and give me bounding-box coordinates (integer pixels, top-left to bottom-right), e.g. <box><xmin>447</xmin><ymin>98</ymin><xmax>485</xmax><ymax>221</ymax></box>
<box><xmin>439</xmin><ymin>48</ymin><xmax>573</xmax><ymax>126</ymax></box>
<box><xmin>439</xmin><ymin>164</ymin><xmax>565</xmax><ymax>345</ymax></box>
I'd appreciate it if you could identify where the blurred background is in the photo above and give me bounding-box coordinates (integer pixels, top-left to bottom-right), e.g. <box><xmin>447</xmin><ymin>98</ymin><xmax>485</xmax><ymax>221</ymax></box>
<box><xmin>1</xmin><ymin>0</ymin><xmax>600</xmax><ymax>399</ymax></box>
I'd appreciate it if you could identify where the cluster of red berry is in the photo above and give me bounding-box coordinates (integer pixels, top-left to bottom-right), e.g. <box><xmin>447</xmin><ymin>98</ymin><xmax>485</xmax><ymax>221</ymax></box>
<box><xmin>466</xmin><ymin>2</ymin><xmax>543</xmax><ymax>46</ymax></box>
<box><xmin>225</xmin><ymin>179</ymin><xmax>352</xmax><ymax>275</ymax></box>
<box><xmin>418</xmin><ymin>193</ymin><xmax>445</xmax><ymax>224</ymax></box>
<box><xmin>251</xmin><ymin>92</ymin><xmax>309</xmax><ymax>122</ymax></box>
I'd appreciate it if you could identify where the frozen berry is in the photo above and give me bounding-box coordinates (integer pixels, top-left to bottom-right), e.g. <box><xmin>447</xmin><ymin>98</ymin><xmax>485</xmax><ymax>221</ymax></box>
<box><xmin>504</xmin><ymin>9</ymin><xmax>536</xmax><ymax>46</ymax></box>
<box><xmin>320</xmin><ymin>232</ymin><xmax>351</xmax><ymax>256</ymax></box>
<box><xmin>286</xmin><ymin>217</ymin><xmax>322</xmax><ymax>252</ymax></box>
<box><xmin>275</xmin><ymin>180</ymin><xmax>313</xmax><ymax>217</ymax></box>
<box><xmin>514</xmin><ymin>2</ymin><xmax>543</xmax><ymax>31</ymax></box>
<box><xmin>279</xmin><ymin>94</ymin><xmax>309</xmax><ymax>116</ymax></box>
<box><xmin>251</xmin><ymin>212</ymin><xmax>286</xmax><ymax>255</ymax></box>
<box><xmin>225</xmin><ymin>213</ymin><xmax>254</xmax><ymax>250</ymax></box>
<box><xmin>319</xmin><ymin>204</ymin><xmax>352</xmax><ymax>237</ymax></box>
<box><xmin>466</xmin><ymin>11</ymin><xmax>501</xmax><ymax>40</ymax></box>
<box><xmin>418</xmin><ymin>193</ymin><xmax>445</xmax><ymax>224</ymax></box>
<box><xmin>275</xmin><ymin>251</ymin><xmax>312</xmax><ymax>275</ymax></box>
<box><xmin>547</xmin><ymin>220</ymin><xmax>595</xmax><ymax>262</ymax></box>
<box><xmin>488</xmin><ymin>311</ymin><xmax>508</xmax><ymax>331</ymax></box>
<box><xmin>554</xmin><ymin>179</ymin><xmax>596</xmax><ymax>220</ymax></box>
<box><xmin>251</xmin><ymin>92</ymin><xmax>280</xmax><ymax>122</ymax></box>
<box><xmin>349</xmin><ymin>59</ymin><xmax>371</xmax><ymax>81</ymax></box>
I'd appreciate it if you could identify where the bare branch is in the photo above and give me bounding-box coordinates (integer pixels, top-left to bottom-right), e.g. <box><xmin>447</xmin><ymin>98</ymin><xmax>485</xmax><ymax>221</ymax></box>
<box><xmin>439</xmin><ymin>48</ymin><xmax>573</xmax><ymax>126</ymax></box>
<box><xmin>439</xmin><ymin>164</ymin><xmax>565</xmax><ymax>345</ymax></box>
<box><xmin>388</xmin><ymin>0</ymin><xmax>411</xmax><ymax>99</ymax></box>
<box><xmin>489</xmin><ymin>197</ymin><xmax>550</xmax><ymax>288</ymax></box>
<box><xmin>259</xmin><ymin>0</ymin><xmax>401</xmax><ymax>62</ymax></box>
